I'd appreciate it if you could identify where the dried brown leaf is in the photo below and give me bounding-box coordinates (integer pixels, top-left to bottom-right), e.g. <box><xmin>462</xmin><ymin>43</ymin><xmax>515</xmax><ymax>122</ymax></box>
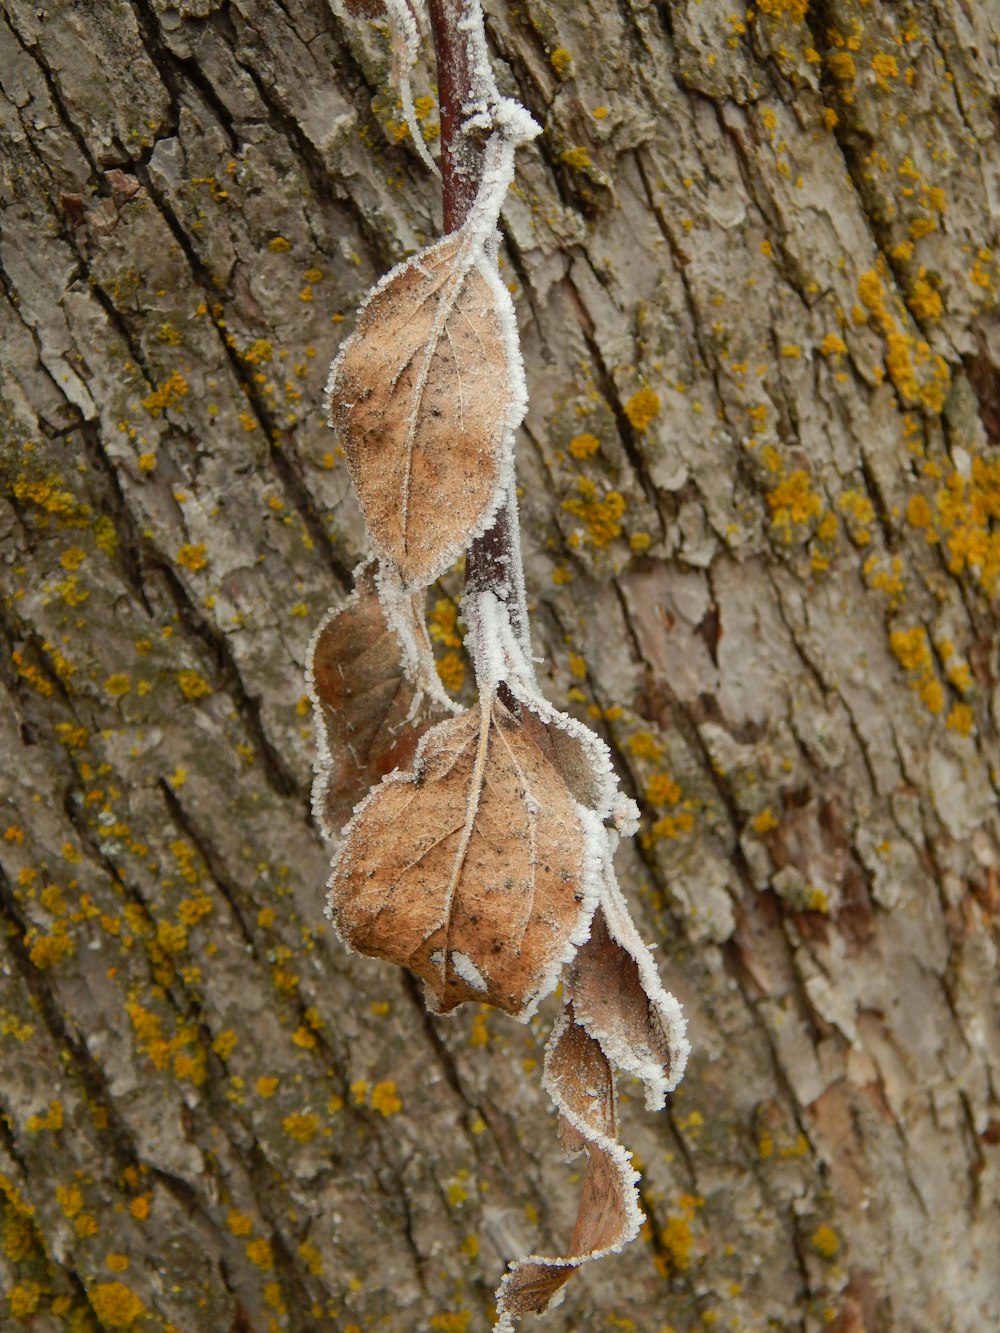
<box><xmin>326</xmin><ymin>233</ymin><xmax>518</xmax><ymax>588</ymax></box>
<box><xmin>494</xmin><ymin>868</ymin><xmax>689</xmax><ymax>1326</ymax></box>
<box><xmin>495</xmin><ymin>1003</ymin><xmax>641</xmax><ymax>1327</ymax></box>
<box><xmin>308</xmin><ymin>561</ymin><xmax>453</xmax><ymax>838</ymax></box>
<box><xmin>570</xmin><ymin>871</ymin><xmax>690</xmax><ymax>1110</ymax></box>
<box><xmin>328</xmin><ymin>697</ymin><xmax>595</xmax><ymax>1015</ymax></box>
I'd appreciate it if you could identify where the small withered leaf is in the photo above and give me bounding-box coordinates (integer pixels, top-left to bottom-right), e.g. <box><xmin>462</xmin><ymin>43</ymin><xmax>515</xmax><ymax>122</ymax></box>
<box><xmin>328</xmin><ymin>697</ymin><xmax>593</xmax><ymax>1016</ymax></box>
<box><xmin>308</xmin><ymin>561</ymin><xmax>453</xmax><ymax>839</ymax></box>
<box><xmin>569</xmin><ymin>872</ymin><xmax>690</xmax><ymax>1111</ymax></box>
<box><xmin>327</xmin><ymin>233</ymin><xmax>516</xmax><ymax>588</ymax></box>
<box><xmin>494</xmin><ymin>1004</ymin><xmax>640</xmax><ymax>1328</ymax></box>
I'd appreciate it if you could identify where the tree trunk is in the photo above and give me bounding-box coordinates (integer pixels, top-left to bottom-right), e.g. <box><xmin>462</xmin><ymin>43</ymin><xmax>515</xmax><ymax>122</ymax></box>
<box><xmin>2</xmin><ymin>2</ymin><xmax>998</xmax><ymax>1330</ymax></box>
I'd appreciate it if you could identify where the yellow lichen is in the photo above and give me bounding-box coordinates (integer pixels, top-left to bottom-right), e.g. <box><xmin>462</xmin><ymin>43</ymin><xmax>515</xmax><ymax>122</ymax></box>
<box><xmin>905</xmin><ymin>494</ymin><xmax>933</xmax><ymax>528</ymax></box>
<box><xmin>809</xmin><ymin>1224</ymin><xmax>841</xmax><ymax>1259</ymax></box>
<box><xmin>227</xmin><ymin>1210</ymin><xmax>253</xmax><ymax>1236</ymax></box>
<box><xmin>90</xmin><ymin>1281</ymin><xmax>145</xmax><ymax>1328</ymax></box>
<box><xmin>298</xmin><ymin>1241</ymin><xmax>324</xmax><ymax>1275</ymax></box>
<box><xmin>12</xmin><ymin>473</ymin><xmax>89</xmax><ymax>525</ymax></box>
<box><xmin>104</xmin><ymin>673</ymin><xmax>131</xmax><ymax>698</ymax></box>
<box><xmin>862</xmin><ymin>553</ymin><xmax>905</xmax><ymax>608</ymax></box>
<box><xmin>756</xmin><ymin>0</ymin><xmax>808</xmax><ymax>19</ymax></box>
<box><xmin>820</xmin><ymin>333</ymin><xmax>847</xmax><ymax>358</ymax></box>
<box><xmin>2</xmin><ymin>1215</ymin><xmax>38</xmax><ymax>1262</ymax></box>
<box><xmin>142</xmin><ymin>373</ymin><xmax>188</xmax><ymax>417</ymax></box>
<box><xmin>568</xmin><ymin>432</ymin><xmax>601</xmax><ymax>459</ymax></box>
<box><xmin>430</xmin><ymin>1314</ymin><xmax>471</xmax><ymax>1333</ymax></box>
<box><xmin>871</xmin><ymin>52</ymin><xmax>899</xmax><ymax>85</ymax></box>
<box><xmin>56</xmin><ymin>1184</ymin><xmax>84</xmax><ymax>1218</ymax></box>
<box><xmin>932</xmin><ymin>456</ymin><xmax>1000</xmax><ymax>593</ymax></box>
<box><xmin>827</xmin><ymin>51</ymin><xmax>856</xmax><ymax>82</ymax></box>
<box><xmin>470</xmin><ymin>1011</ymin><xmax>489</xmax><ymax>1047</ymax></box>
<box><xmin>282</xmin><ymin>1112</ymin><xmax>320</xmax><ymax>1143</ymax></box>
<box><xmin>246</xmin><ymin>1238</ymin><xmax>273</xmax><ymax>1269</ymax></box>
<box><xmin>890</xmin><ymin>627</ymin><xmax>931</xmax><ymax>672</ymax></box>
<box><xmin>659</xmin><ymin>1215</ymin><xmax>693</xmax><ymax>1272</ymax></box>
<box><xmin>624</xmin><ymin>388</ymin><xmax>661</xmax><ymax>431</ymax></box>
<box><xmin>946</xmin><ymin>704</ymin><xmax>973</xmax><ymax>736</ymax></box>
<box><xmin>650</xmin><ymin>810</ymin><xmax>694</xmax><ymax>841</ymax></box>
<box><xmin>436</xmin><ymin>651</ymin><xmax>466</xmax><ymax>693</ymax></box>
<box><xmin>567</xmin><ymin>651</ymin><xmax>587</xmax><ymax>681</ymax></box>
<box><xmin>371</xmin><ymin>1081</ymin><xmax>402</xmax><ymax>1117</ymax></box>
<box><xmin>561</xmin><ymin>477</ymin><xmax>626</xmax><ymax>547</ymax></box>
<box><xmin>549</xmin><ymin>47</ymin><xmax>573</xmax><ymax>77</ymax></box>
<box><xmin>212</xmin><ymin>1029</ymin><xmax>238</xmax><ymax>1059</ymax></box>
<box><xmin>156</xmin><ymin>920</ymin><xmax>187</xmax><ymax>955</ymax></box>
<box><xmin>263</xmin><ymin>1282</ymin><xmax>285</xmax><ymax>1313</ymax></box>
<box><xmin>559</xmin><ymin>147</ymin><xmax>591</xmax><ymax>170</ymax></box>
<box><xmin>767</xmin><ymin>470</ymin><xmax>824</xmax><ymax>534</ymax></box>
<box><xmin>9</xmin><ymin>1283</ymin><xmax>43</xmax><ymax>1320</ymax></box>
<box><xmin>627</xmin><ymin>730</ymin><xmax>664</xmax><ymax>761</ymax></box>
<box><xmin>838</xmin><ymin>489</ymin><xmax>874</xmax><ymax>545</ymax></box>
<box><xmin>26</xmin><ymin>924</ymin><xmax>75</xmax><ymax>971</ymax></box>
<box><xmin>646</xmin><ymin>773</ymin><xmax>681</xmax><ymax>808</ymax></box>
<box><xmin>25</xmin><ymin>1100</ymin><xmax>63</xmax><ymax>1133</ymax></box>
<box><xmin>176</xmin><ymin>670</ymin><xmax>212</xmax><ymax>700</ymax></box>
<box><xmin>177</xmin><ymin>543</ymin><xmax>208</xmax><ymax>572</ymax></box>
<box><xmin>907</xmin><ymin>275</ymin><xmax>943</xmax><ymax>322</ymax></box>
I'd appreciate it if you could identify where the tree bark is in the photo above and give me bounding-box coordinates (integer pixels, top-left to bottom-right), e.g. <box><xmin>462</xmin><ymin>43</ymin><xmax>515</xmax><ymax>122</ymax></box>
<box><xmin>1</xmin><ymin>2</ymin><xmax>999</xmax><ymax>1331</ymax></box>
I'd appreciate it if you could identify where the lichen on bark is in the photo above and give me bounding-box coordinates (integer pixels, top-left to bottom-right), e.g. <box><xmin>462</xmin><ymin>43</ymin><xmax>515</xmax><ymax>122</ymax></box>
<box><xmin>1</xmin><ymin>2</ymin><xmax>999</xmax><ymax>1330</ymax></box>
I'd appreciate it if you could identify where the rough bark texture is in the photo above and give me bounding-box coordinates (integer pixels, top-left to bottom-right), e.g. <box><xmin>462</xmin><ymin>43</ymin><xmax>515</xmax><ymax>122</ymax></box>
<box><xmin>2</xmin><ymin>2</ymin><xmax>999</xmax><ymax>1331</ymax></box>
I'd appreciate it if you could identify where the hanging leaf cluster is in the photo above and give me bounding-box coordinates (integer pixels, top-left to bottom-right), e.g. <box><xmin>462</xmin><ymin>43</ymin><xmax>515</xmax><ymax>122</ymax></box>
<box><xmin>308</xmin><ymin>12</ymin><xmax>689</xmax><ymax>1323</ymax></box>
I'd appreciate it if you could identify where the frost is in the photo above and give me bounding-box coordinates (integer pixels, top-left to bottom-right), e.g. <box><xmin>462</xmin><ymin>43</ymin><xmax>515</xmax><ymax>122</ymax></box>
<box><xmin>450</xmin><ymin>949</ymin><xmax>487</xmax><ymax>992</ymax></box>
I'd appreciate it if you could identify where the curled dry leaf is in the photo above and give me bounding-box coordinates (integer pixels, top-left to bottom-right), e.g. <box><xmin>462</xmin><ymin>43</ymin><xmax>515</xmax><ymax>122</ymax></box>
<box><xmin>328</xmin><ymin>697</ymin><xmax>597</xmax><ymax>1016</ymax></box>
<box><xmin>495</xmin><ymin>1002</ymin><xmax>641</xmax><ymax>1328</ymax></box>
<box><xmin>326</xmin><ymin>232</ymin><xmax>520</xmax><ymax>589</ymax></box>
<box><xmin>571</xmin><ymin>870</ymin><xmax>690</xmax><ymax>1110</ymax></box>
<box><xmin>307</xmin><ymin>561</ymin><xmax>454</xmax><ymax>839</ymax></box>
<box><xmin>495</xmin><ymin>863</ymin><xmax>689</xmax><ymax>1325</ymax></box>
